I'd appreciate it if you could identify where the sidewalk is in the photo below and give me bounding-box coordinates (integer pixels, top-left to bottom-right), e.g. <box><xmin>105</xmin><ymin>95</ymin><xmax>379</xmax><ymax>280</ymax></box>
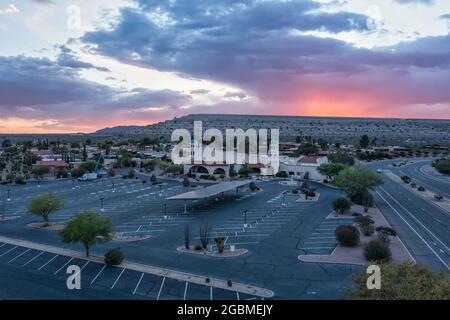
<box><xmin>0</xmin><ymin>235</ymin><xmax>274</xmax><ymax>298</ymax></box>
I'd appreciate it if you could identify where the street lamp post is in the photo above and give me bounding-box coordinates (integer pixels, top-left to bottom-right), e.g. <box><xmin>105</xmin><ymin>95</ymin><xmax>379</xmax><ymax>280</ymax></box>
<box><xmin>243</xmin><ymin>209</ymin><xmax>248</xmax><ymax>228</ymax></box>
<box><xmin>112</xmin><ymin>182</ymin><xmax>115</xmax><ymax>193</ymax></box>
<box><xmin>72</xmin><ymin>178</ymin><xmax>75</xmax><ymax>190</ymax></box>
<box><xmin>282</xmin><ymin>192</ymin><xmax>286</xmax><ymax>206</ymax></box>
<box><xmin>6</xmin><ymin>189</ymin><xmax>10</xmax><ymax>202</ymax></box>
<box><xmin>163</xmin><ymin>203</ymin><xmax>167</xmax><ymax>219</ymax></box>
<box><xmin>100</xmin><ymin>197</ymin><xmax>104</xmax><ymax>212</ymax></box>
<box><xmin>159</xmin><ymin>184</ymin><xmax>162</xmax><ymax>197</ymax></box>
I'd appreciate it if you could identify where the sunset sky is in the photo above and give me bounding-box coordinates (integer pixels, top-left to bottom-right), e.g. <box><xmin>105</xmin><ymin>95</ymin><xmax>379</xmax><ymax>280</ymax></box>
<box><xmin>1</xmin><ymin>0</ymin><xmax>449</xmax><ymax>133</ymax></box>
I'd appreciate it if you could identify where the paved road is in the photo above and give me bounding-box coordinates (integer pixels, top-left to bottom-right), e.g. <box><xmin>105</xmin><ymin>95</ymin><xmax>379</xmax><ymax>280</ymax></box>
<box><xmin>394</xmin><ymin>160</ymin><xmax>450</xmax><ymax>198</ymax></box>
<box><xmin>367</xmin><ymin>159</ymin><xmax>450</xmax><ymax>272</ymax></box>
<box><xmin>0</xmin><ymin>177</ymin><xmax>361</xmax><ymax>299</ymax></box>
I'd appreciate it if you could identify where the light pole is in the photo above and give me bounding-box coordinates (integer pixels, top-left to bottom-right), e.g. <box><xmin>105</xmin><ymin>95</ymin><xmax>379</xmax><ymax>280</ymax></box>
<box><xmin>243</xmin><ymin>209</ymin><xmax>248</xmax><ymax>228</ymax></box>
<box><xmin>163</xmin><ymin>203</ymin><xmax>167</xmax><ymax>219</ymax></box>
<box><xmin>282</xmin><ymin>191</ymin><xmax>286</xmax><ymax>206</ymax></box>
<box><xmin>112</xmin><ymin>182</ymin><xmax>115</xmax><ymax>193</ymax></box>
<box><xmin>72</xmin><ymin>178</ymin><xmax>76</xmax><ymax>190</ymax></box>
<box><xmin>159</xmin><ymin>184</ymin><xmax>162</xmax><ymax>197</ymax></box>
<box><xmin>100</xmin><ymin>197</ymin><xmax>104</xmax><ymax>212</ymax></box>
<box><xmin>6</xmin><ymin>189</ymin><xmax>10</xmax><ymax>202</ymax></box>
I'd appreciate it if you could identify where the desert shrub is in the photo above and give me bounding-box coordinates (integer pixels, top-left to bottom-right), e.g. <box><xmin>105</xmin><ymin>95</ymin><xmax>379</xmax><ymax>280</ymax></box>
<box><xmin>71</xmin><ymin>168</ymin><xmax>86</xmax><ymax>178</ymax></box>
<box><xmin>249</xmin><ymin>181</ymin><xmax>258</xmax><ymax>191</ymax></box>
<box><xmin>354</xmin><ymin>215</ymin><xmax>375</xmax><ymax>226</ymax></box>
<box><xmin>364</xmin><ymin>239</ymin><xmax>391</xmax><ymax>262</ymax></box>
<box><xmin>332</xmin><ymin>197</ymin><xmax>352</xmax><ymax>215</ymax></box>
<box><xmin>335</xmin><ymin>225</ymin><xmax>360</xmax><ymax>246</ymax></box>
<box><xmin>361</xmin><ymin>224</ymin><xmax>375</xmax><ymax>236</ymax></box>
<box><xmin>15</xmin><ymin>176</ymin><xmax>26</xmax><ymax>184</ymax></box>
<box><xmin>275</xmin><ymin>171</ymin><xmax>288</xmax><ymax>178</ymax></box>
<box><xmin>56</xmin><ymin>169</ymin><xmax>68</xmax><ymax>179</ymax></box>
<box><xmin>104</xmin><ymin>248</ymin><xmax>124</xmax><ymax>266</ymax></box>
<box><xmin>375</xmin><ymin>226</ymin><xmax>397</xmax><ymax>236</ymax></box>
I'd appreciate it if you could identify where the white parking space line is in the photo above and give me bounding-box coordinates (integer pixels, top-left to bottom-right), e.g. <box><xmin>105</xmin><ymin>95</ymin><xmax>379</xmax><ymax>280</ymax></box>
<box><xmin>183</xmin><ymin>282</ymin><xmax>189</xmax><ymax>300</ymax></box>
<box><xmin>299</xmin><ymin>246</ymin><xmax>336</xmax><ymax>250</ymax></box>
<box><xmin>156</xmin><ymin>277</ymin><xmax>166</xmax><ymax>300</ymax></box>
<box><xmin>23</xmin><ymin>251</ymin><xmax>44</xmax><ymax>266</ymax></box>
<box><xmin>91</xmin><ymin>264</ymin><xmax>107</xmax><ymax>284</ymax></box>
<box><xmin>8</xmin><ymin>248</ymin><xmax>31</xmax><ymax>263</ymax></box>
<box><xmin>236</xmin><ymin>291</ymin><xmax>240</xmax><ymax>300</ymax></box>
<box><xmin>54</xmin><ymin>257</ymin><xmax>74</xmax><ymax>274</ymax></box>
<box><xmin>38</xmin><ymin>254</ymin><xmax>59</xmax><ymax>270</ymax></box>
<box><xmin>110</xmin><ymin>268</ymin><xmax>126</xmax><ymax>289</ymax></box>
<box><xmin>0</xmin><ymin>246</ymin><xmax>18</xmax><ymax>257</ymax></box>
<box><xmin>133</xmin><ymin>273</ymin><xmax>145</xmax><ymax>295</ymax></box>
<box><xmin>0</xmin><ymin>243</ymin><xmax>6</xmax><ymax>249</ymax></box>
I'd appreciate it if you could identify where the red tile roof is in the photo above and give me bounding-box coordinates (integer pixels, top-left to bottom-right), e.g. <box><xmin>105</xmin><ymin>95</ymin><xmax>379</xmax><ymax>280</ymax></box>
<box><xmin>297</xmin><ymin>156</ymin><xmax>321</xmax><ymax>164</ymax></box>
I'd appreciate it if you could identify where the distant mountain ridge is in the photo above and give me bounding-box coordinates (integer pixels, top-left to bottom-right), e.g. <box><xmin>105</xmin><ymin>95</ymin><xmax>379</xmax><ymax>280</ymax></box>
<box><xmin>92</xmin><ymin>114</ymin><xmax>450</xmax><ymax>146</ymax></box>
<box><xmin>94</xmin><ymin>125</ymin><xmax>142</xmax><ymax>135</ymax></box>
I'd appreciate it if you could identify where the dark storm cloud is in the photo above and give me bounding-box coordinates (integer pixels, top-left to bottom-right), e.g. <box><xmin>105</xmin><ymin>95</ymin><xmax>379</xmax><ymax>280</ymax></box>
<box><xmin>80</xmin><ymin>0</ymin><xmax>450</xmax><ymax>111</ymax></box>
<box><xmin>0</xmin><ymin>54</ymin><xmax>191</xmax><ymax>122</ymax></box>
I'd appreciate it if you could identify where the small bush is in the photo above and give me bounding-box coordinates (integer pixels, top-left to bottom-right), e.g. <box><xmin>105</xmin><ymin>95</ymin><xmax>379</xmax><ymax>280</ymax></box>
<box><xmin>417</xmin><ymin>186</ymin><xmax>425</xmax><ymax>191</ymax></box>
<box><xmin>375</xmin><ymin>226</ymin><xmax>397</xmax><ymax>236</ymax></box>
<box><xmin>352</xmin><ymin>212</ymin><xmax>362</xmax><ymax>217</ymax></box>
<box><xmin>354</xmin><ymin>215</ymin><xmax>375</xmax><ymax>226</ymax></box>
<box><xmin>182</xmin><ymin>177</ymin><xmax>190</xmax><ymax>187</ymax></box>
<box><xmin>361</xmin><ymin>224</ymin><xmax>375</xmax><ymax>236</ymax></box>
<box><xmin>335</xmin><ymin>225</ymin><xmax>360</xmax><ymax>246</ymax></box>
<box><xmin>410</xmin><ymin>182</ymin><xmax>417</xmax><ymax>188</ymax></box>
<box><xmin>435</xmin><ymin>194</ymin><xmax>444</xmax><ymax>201</ymax></box>
<box><xmin>15</xmin><ymin>176</ymin><xmax>26</xmax><ymax>184</ymax></box>
<box><xmin>249</xmin><ymin>181</ymin><xmax>258</xmax><ymax>191</ymax></box>
<box><xmin>364</xmin><ymin>240</ymin><xmax>391</xmax><ymax>262</ymax></box>
<box><xmin>104</xmin><ymin>248</ymin><xmax>124</xmax><ymax>266</ymax></box>
<box><xmin>194</xmin><ymin>245</ymin><xmax>203</xmax><ymax>251</ymax></box>
<box><xmin>275</xmin><ymin>171</ymin><xmax>288</xmax><ymax>178</ymax></box>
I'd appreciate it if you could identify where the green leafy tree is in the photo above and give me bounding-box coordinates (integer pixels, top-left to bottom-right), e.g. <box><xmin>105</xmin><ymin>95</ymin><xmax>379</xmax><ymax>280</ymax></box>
<box><xmin>296</xmin><ymin>143</ymin><xmax>319</xmax><ymax>156</ymax></box>
<box><xmin>238</xmin><ymin>166</ymin><xmax>252</xmax><ymax>177</ymax></box>
<box><xmin>328</xmin><ymin>152</ymin><xmax>354</xmax><ymax>165</ymax></box>
<box><xmin>27</xmin><ymin>193</ymin><xmax>64</xmax><ymax>226</ymax></box>
<box><xmin>80</xmin><ymin>161</ymin><xmax>97</xmax><ymax>173</ymax></box>
<box><xmin>332</xmin><ymin>197</ymin><xmax>352</xmax><ymax>215</ymax></box>
<box><xmin>359</xmin><ymin>135</ymin><xmax>370</xmax><ymax>148</ymax></box>
<box><xmin>344</xmin><ymin>262</ymin><xmax>450</xmax><ymax>300</ymax></box>
<box><xmin>334</xmin><ymin>166</ymin><xmax>383</xmax><ymax>204</ymax></box>
<box><xmin>32</xmin><ymin>166</ymin><xmax>50</xmax><ymax>180</ymax></box>
<box><xmin>318</xmin><ymin>163</ymin><xmax>345</xmax><ymax>180</ymax></box>
<box><xmin>432</xmin><ymin>158</ymin><xmax>450</xmax><ymax>175</ymax></box>
<box><xmin>59</xmin><ymin>211</ymin><xmax>113</xmax><ymax>257</ymax></box>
